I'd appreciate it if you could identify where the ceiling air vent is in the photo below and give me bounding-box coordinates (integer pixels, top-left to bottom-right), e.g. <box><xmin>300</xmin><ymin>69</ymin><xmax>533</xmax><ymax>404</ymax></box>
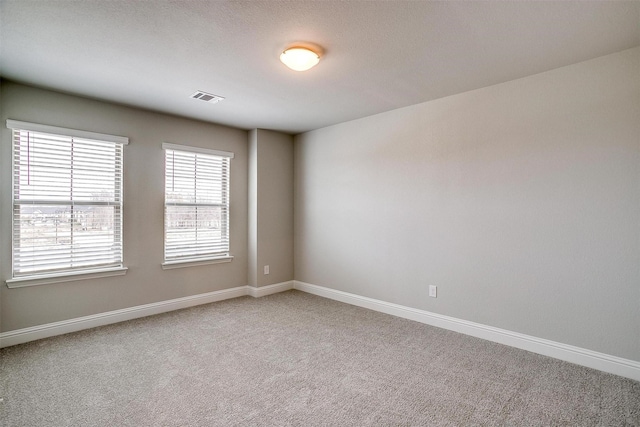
<box><xmin>191</xmin><ymin>91</ymin><xmax>225</xmax><ymax>104</ymax></box>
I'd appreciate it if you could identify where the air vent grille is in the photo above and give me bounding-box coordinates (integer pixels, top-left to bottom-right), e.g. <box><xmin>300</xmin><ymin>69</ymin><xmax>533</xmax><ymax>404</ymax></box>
<box><xmin>191</xmin><ymin>91</ymin><xmax>225</xmax><ymax>104</ymax></box>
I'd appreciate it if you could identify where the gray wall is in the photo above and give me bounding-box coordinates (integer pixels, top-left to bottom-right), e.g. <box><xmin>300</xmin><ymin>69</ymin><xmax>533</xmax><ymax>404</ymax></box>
<box><xmin>0</xmin><ymin>81</ymin><xmax>249</xmax><ymax>332</ymax></box>
<box><xmin>294</xmin><ymin>47</ymin><xmax>640</xmax><ymax>361</ymax></box>
<box><xmin>248</xmin><ymin>129</ymin><xmax>294</xmax><ymax>287</ymax></box>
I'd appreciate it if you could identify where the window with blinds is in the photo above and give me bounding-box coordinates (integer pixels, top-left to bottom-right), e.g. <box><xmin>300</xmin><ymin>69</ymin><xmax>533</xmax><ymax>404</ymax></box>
<box><xmin>8</xmin><ymin>120</ymin><xmax>127</xmax><ymax>278</ymax></box>
<box><xmin>163</xmin><ymin>143</ymin><xmax>233</xmax><ymax>264</ymax></box>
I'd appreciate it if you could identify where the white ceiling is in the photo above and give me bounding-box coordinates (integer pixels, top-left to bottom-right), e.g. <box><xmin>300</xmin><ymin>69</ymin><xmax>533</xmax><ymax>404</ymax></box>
<box><xmin>1</xmin><ymin>1</ymin><xmax>639</xmax><ymax>135</ymax></box>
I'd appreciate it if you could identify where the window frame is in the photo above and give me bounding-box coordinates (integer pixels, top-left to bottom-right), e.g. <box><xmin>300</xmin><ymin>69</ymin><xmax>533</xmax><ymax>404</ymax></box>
<box><xmin>162</xmin><ymin>143</ymin><xmax>234</xmax><ymax>269</ymax></box>
<box><xmin>5</xmin><ymin>120</ymin><xmax>128</xmax><ymax>288</ymax></box>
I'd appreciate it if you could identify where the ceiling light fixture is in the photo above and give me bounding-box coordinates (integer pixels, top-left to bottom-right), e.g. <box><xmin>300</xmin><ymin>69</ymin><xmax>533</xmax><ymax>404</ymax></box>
<box><xmin>280</xmin><ymin>46</ymin><xmax>321</xmax><ymax>71</ymax></box>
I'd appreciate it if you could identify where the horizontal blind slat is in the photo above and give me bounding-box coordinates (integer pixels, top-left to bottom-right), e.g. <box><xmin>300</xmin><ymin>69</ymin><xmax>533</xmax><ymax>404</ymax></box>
<box><xmin>12</xmin><ymin>127</ymin><xmax>124</xmax><ymax>277</ymax></box>
<box><xmin>164</xmin><ymin>146</ymin><xmax>230</xmax><ymax>262</ymax></box>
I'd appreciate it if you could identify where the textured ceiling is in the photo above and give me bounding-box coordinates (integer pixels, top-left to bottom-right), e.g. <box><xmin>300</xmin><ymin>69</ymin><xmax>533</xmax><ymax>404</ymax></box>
<box><xmin>1</xmin><ymin>1</ymin><xmax>639</xmax><ymax>134</ymax></box>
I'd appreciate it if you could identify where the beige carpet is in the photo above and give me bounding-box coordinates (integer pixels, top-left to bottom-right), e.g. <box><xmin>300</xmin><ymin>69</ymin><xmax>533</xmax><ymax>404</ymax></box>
<box><xmin>1</xmin><ymin>290</ymin><xmax>638</xmax><ymax>426</ymax></box>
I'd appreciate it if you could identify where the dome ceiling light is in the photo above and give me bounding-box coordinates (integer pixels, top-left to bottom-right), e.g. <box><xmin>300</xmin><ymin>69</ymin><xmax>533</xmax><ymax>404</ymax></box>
<box><xmin>279</xmin><ymin>45</ymin><xmax>322</xmax><ymax>71</ymax></box>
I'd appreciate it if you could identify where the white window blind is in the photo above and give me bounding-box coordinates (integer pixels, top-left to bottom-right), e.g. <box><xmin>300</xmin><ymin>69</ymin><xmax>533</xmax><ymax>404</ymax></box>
<box><xmin>163</xmin><ymin>143</ymin><xmax>233</xmax><ymax>263</ymax></box>
<box><xmin>8</xmin><ymin>120</ymin><xmax>127</xmax><ymax>278</ymax></box>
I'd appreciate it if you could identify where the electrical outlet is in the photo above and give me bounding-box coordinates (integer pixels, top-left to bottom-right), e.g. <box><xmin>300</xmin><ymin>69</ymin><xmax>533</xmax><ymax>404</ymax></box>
<box><xmin>264</xmin><ymin>265</ymin><xmax>269</xmax><ymax>275</ymax></box>
<box><xmin>429</xmin><ymin>285</ymin><xmax>437</xmax><ymax>298</ymax></box>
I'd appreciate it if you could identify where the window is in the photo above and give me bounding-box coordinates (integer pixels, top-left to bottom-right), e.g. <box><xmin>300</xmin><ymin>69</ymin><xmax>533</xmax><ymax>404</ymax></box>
<box><xmin>7</xmin><ymin>120</ymin><xmax>128</xmax><ymax>283</ymax></box>
<box><xmin>163</xmin><ymin>143</ymin><xmax>233</xmax><ymax>267</ymax></box>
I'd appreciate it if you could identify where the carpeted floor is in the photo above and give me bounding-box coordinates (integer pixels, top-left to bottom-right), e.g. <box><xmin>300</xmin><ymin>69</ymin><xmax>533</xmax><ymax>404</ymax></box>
<box><xmin>1</xmin><ymin>290</ymin><xmax>639</xmax><ymax>426</ymax></box>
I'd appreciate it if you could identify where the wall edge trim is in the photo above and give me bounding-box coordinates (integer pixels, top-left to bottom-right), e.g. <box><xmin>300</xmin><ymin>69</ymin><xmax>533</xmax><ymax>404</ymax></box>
<box><xmin>293</xmin><ymin>280</ymin><xmax>640</xmax><ymax>381</ymax></box>
<box><xmin>1</xmin><ymin>284</ymin><xmax>285</xmax><ymax>348</ymax></box>
<box><xmin>247</xmin><ymin>281</ymin><xmax>294</xmax><ymax>298</ymax></box>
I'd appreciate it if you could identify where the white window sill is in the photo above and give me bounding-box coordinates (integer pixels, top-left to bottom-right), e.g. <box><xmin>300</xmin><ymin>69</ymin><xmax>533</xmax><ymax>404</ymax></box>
<box><xmin>162</xmin><ymin>256</ymin><xmax>233</xmax><ymax>270</ymax></box>
<box><xmin>6</xmin><ymin>266</ymin><xmax>128</xmax><ymax>289</ymax></box>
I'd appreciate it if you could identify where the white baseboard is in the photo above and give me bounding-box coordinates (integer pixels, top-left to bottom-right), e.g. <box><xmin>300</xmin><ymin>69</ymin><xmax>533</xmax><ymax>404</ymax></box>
<box><xmin>0</xmin><ymin>285</ymin><xmax>281</xmax><ymax>348</ymax></box>
<box><xmin>293</xmin><ymin>280</ymin><xmax>640</xmax><ymax>382</ymax></box>
<box><xmin>247</xmin><ymin>281</ymin><xmax>294</xmax><ymax>298</ymax></box>
<box><xmin>4</xmin><ymin>279</ymin><xmax>638</xmax><ymax>382</ymax></box>
<box><xmin>1</xmin><ymin>282</ymin><xmax>298</xmax><ymax>348</ymax></box>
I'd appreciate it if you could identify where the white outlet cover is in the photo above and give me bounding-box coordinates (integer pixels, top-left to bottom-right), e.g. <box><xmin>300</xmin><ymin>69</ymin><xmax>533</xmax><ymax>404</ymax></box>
<box><xmin>429</xmin><ymin>285</ymin><xmax>437</xmax><ymax>298</ymax></box>
<box><xmin>264</xmin><ymin>265</ymin><xmax>269</xmax><ymax>275</ymax></box>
